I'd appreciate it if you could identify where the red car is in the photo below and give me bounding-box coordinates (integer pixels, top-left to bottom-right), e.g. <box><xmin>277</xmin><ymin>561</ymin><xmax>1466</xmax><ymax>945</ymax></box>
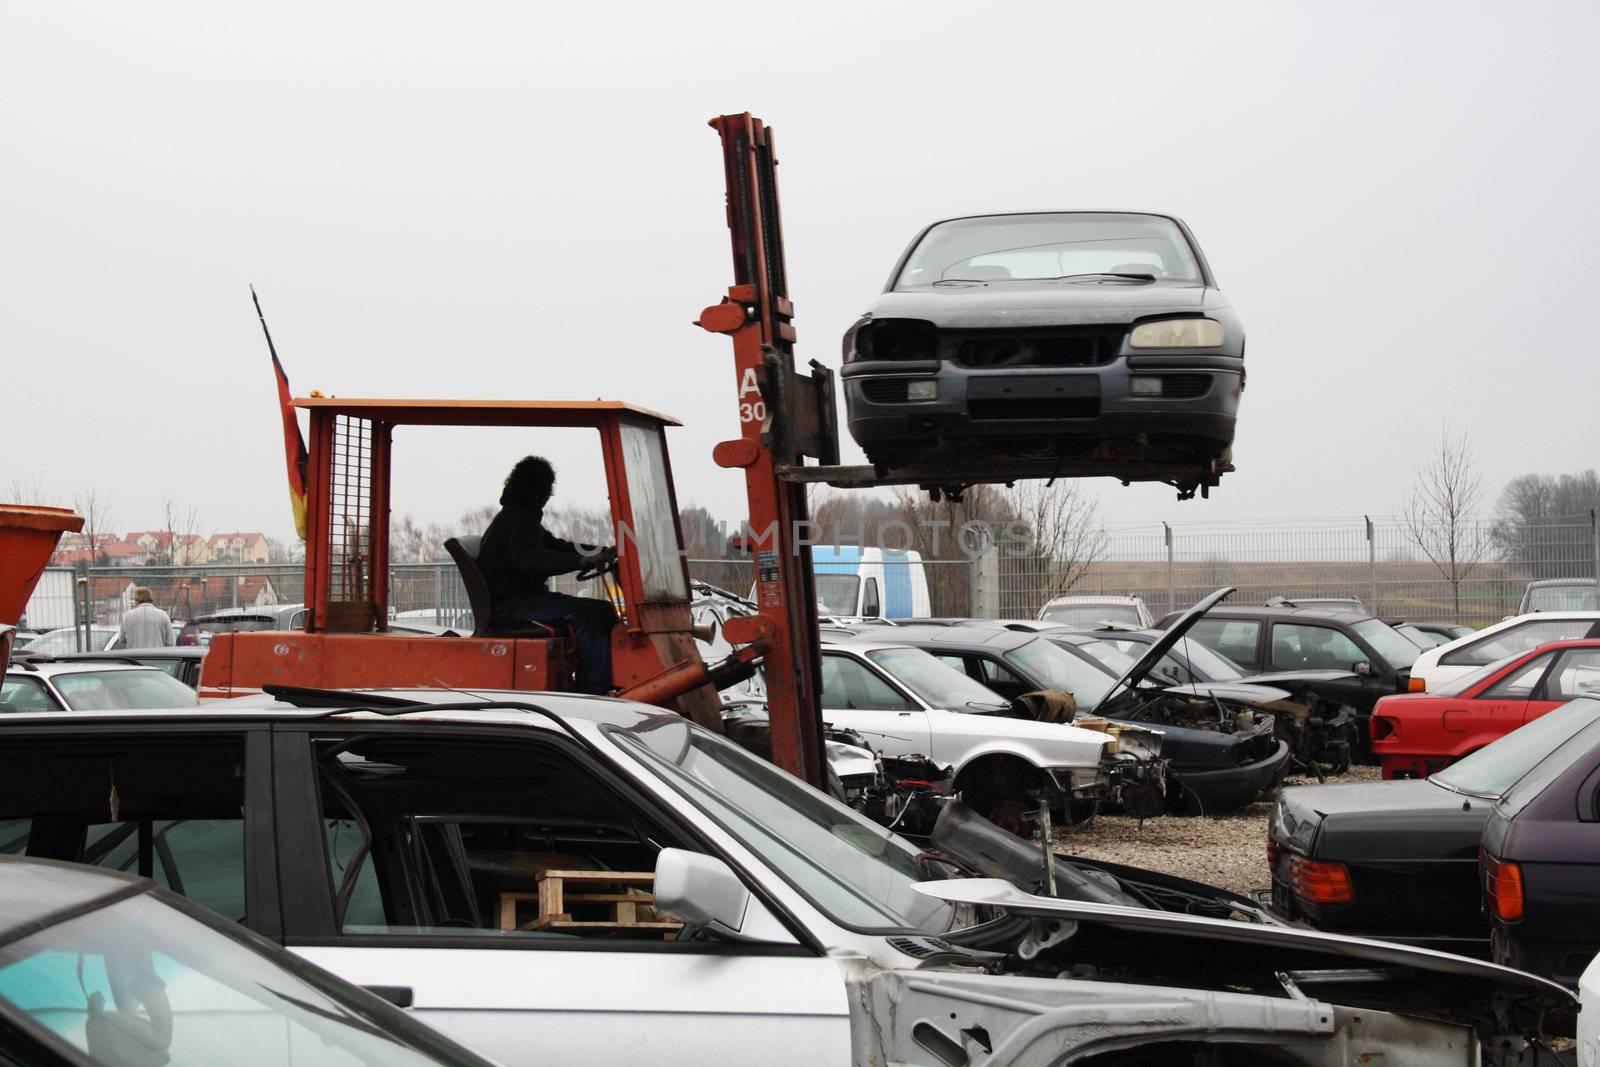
<box><xmin>1370</xmin><ymin>639</ymin><xmax>1600</xmax><ymax>779</ymax></box>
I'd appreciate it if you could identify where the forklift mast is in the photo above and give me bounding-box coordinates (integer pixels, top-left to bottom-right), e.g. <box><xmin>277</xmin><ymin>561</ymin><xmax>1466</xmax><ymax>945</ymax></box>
<box><xmin>697</xmin><ymin>114</ymin><xmax>834</xmax><ymax>788</ymax></box>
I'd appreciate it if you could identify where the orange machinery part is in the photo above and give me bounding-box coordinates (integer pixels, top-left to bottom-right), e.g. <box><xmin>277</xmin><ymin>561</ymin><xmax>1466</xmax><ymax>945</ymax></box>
<box><xmin>0</xmin><ymin>505</ymin><xmax>84</xmax><ymax>625</ymax></box>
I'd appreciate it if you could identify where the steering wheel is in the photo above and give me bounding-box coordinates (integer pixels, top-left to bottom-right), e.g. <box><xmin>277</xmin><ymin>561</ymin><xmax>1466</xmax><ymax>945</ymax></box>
<box><xmin>574</xmin><ymin>550</ymin><xmax>618</xmax><ymax>583</ymax></box>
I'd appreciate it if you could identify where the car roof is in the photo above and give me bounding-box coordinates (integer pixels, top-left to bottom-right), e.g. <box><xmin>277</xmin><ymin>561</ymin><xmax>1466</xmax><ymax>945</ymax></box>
<box><xmin>1527</xmin><ymin>578</ymin><xmax>1597</xmax><ymax>588</ymax></box>
<box><xmin>870</xmin><ymin>625</ymin><xmax>1039</xmax><ymax>653</ymax></box>
<box><xmin>1185</xmin><ymin>605</ymin><xmax>1373</xmax><ymax>624</ymax></box>
<box><xmin>46</xmin><ymin>648</ymin><xmax>206</xmax><ymax>662</ymax></box>
<box><xmin>1041</xmin><ymin>595</ymin><xmax>1143</xmax><ymax>605</ymax></box>
<box><xmin>0</xmin><ymin>687</ymin><xmax>666</xmax><ymax>732</ymax></box>
<box><xmin>0</xmin><ymin>855</ymin><xmax>145</xmax><ymax>938</ymax></box>
<box><xmin>6</xmin><ymin>660</ymin><xmax>172</xmax><ymax>679</ymax></box>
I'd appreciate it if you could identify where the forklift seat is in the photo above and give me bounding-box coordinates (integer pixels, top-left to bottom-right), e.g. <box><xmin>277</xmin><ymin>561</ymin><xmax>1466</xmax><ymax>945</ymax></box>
<box><xmin>443</xmin><ymin>536</ymin><xmax>557</xmax><ymax>641</ymax></box>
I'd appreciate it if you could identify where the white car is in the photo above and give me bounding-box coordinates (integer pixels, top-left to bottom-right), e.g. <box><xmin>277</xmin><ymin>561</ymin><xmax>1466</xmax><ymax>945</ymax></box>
<box><xmin>1409</xmin><ymin>612</ymin><xmax>1600</xmax><ymax>691</ymax></box>
<box><xmin>1037</xmin><ymin>594</ymin><xmax>1153</xmax><ymax>628</ymax></box>
<box><xmin>0</xmin><ymin>691</ymin><xmax>1571</xmax><ymax>1066</ymax></box>
<box><xmin>1581</xmin><ymin>950</ymin><xmax>1600</xmax><ymax>1065</ymax></box>
<box><xmin>817</xmin><ymin>634</ymin><xmax>1164</xmax><ymax>824</ymax></box>
<box><xmin>2</xmin><ymin>658</ymin><xmax>199</xmax><ymax>711</ymax></box>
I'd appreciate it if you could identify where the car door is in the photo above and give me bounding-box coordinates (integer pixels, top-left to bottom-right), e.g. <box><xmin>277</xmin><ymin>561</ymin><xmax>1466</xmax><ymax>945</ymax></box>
<box><xmin>818</xmin><ymin>651</ymin><xmax>931</xmax><ymax>756</ymax></box>
<box><xmin>1462</xmin><ymin>654</ymin><xmax>1546</xmax><ymax>741</ymax></box>
<box><xmin>271</xmin><ymin>724</ymin><xmax>850</xmax><ymax>1067</ymax></box>
<box><xmin>1268</xmin><ymin>622</ymin><xmax>1380</xmax><ymax>709</ymax></box>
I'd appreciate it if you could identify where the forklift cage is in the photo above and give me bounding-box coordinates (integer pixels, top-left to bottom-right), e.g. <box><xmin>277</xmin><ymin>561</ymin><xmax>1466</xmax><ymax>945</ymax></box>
<box><xmin>293</xmin><ymin>396</ymin><xmax>690</xmax><ymax>636</ymax></box>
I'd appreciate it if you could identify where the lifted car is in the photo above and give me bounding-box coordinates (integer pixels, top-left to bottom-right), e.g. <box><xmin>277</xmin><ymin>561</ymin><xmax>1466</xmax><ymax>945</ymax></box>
<box><xmin>841</xmin><ymin>211</ymin><xmax>1243</xmax><ymax>498</ymax></box>
<box><xmin>0</xmin><ymin>692</ymin><xmax>1572</xmax><ymax>1065</ymax></box>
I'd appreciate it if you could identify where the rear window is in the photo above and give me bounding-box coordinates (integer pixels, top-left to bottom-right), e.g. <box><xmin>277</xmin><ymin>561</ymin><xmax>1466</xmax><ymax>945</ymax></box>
<box><xmin>1040</xmin><ymin>603</ymin><xmax>1144</xmax><ymax>627</ymax></box>
<box><xmin>1432</xmin><ymin>697</ymin><xmax>1600</xmax><ymax>798</ymax></box>
<box><xmin>51</xmin><ymin>670</ymin><xmax>198</xmax><ymax>710</ymax></box>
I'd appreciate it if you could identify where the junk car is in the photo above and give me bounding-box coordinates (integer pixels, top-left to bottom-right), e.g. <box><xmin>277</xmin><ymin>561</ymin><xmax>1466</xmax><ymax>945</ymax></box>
<box><xmin>1269</xmin><ymin>696</ymin><xmax>1600</xmax><ymax>957</ymax></box>
<box><xmin>0</xmin><ymin>855</ymin><xmax>495</xmax><ymax>1067</ymax></box>
<box><xmin>1371</xmin><ymin>640</ymin><xmax>1600</xmax><ymax>779</ymax></box>
<box><xmin>841</xmin><ymin>211</ymin><xmax>1243</xmax><ymax>495</ymax></box>
<box><xmin>1480</xmin><ymin>695</ymin><xmax>1600</xmax><ymax>985</ymax></box>
<box><xmin>0</xmin><ymin>691</ymin><xmax>1572</xmax><ymax>1066</ymax></box>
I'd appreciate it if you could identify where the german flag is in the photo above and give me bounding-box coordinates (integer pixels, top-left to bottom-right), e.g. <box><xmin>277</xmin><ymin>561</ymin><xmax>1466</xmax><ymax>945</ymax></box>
<box><xmin>252</xmin><ymin>287</ymin><xmax>309</xmax><ymax>540</ymax></box>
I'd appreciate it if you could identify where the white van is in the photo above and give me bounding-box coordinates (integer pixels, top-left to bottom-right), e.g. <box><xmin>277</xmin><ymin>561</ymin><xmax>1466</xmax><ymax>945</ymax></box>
<box><xmin>810</xmin><ymin>546</ymin><xmax>931</xmax><ymax>620</ymax></box>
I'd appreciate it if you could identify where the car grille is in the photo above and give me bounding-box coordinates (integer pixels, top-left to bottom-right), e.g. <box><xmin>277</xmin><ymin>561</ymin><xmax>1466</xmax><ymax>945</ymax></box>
<box><xmin>1154</xmin><ymin>373</ymin><xmax>1212</xmax><ymax>399</ymax></box>
<box><xmin>968</xmin><ymin>397</ymin><xmax>1099</xmax><ymax>421</ymax></box>
<box><xmin>954</xmin><ymin>327</ymin><xmax>1124</xmax><ymax>368</ymax></box>
<box><xmin>859</xmin><ymin>378</ymin><xmax>910</xmax><ymax>403</ymax></box>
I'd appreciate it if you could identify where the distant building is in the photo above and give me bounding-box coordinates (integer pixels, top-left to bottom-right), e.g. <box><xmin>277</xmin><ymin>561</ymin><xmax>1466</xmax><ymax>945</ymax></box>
<box><xmin>205</xmin><ymin>532</ymin><xmax>271</xmax><ymax>564</ymax></box>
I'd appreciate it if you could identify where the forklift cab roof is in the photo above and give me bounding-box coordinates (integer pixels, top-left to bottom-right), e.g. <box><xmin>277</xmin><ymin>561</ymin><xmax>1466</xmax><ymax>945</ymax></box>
<box><xmin>291</xmin><ymin>396</ymin><xmax>681</xmax><ymax>427</ymax></box>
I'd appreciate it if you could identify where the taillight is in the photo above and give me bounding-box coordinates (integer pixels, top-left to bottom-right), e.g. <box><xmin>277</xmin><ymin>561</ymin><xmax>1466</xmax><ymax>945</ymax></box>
<box><xmin>1370</xmin><ymin>716</ymin><xmax>1396</xmax><ymax>741</ymax></box>
<box><xmin>1290</xmin><ymin>855</ymin><xmax>1353</xmax><ymax>905</ymax></box>
<box><xmin>1483</xmin><ymin>853</ymin><xmax>1524</xmax><ymax>921</ymax></box>
<box><xmin>1266</xmin><ymin>835</ymin><xmax>1280</xmax><ymax>870</ymax></box>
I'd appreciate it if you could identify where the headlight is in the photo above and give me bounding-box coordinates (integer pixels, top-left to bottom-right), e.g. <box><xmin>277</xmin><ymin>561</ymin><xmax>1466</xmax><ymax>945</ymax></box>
<box><xmin>1129</xmin><ymin>318</ymin><xmax>1225</xmax><ymax>348</ymax></box>
<box><xmin>906</xmin><ymin>379</ymin><xmax>937</xmax><ymax>401</ymax></box>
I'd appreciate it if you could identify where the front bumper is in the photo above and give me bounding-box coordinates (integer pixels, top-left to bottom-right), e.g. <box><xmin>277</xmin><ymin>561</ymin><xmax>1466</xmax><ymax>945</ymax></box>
<box><xmin>843</xmin><ymin>358</ymin><xmax>1242</xmax><ymax>452</ymax></box>
<box><xmin>1171</xmin><ymin>739</ymin><xmax>1292</xmax><ymax>812</ymax></box>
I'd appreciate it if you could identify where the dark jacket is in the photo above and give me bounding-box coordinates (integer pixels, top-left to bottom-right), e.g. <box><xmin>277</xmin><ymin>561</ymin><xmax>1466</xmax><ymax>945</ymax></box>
<box><xmin>478</xmin><ymin>504</ymin><xmax>592</xmax><ymax>616</ymax></box>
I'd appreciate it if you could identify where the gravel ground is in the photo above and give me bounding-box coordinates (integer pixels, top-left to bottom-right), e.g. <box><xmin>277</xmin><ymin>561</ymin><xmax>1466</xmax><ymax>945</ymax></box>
<box><xmin>1056</xmin><ymin>766</ymin><xmax>1382</xmax><ymax>896</ymax></box>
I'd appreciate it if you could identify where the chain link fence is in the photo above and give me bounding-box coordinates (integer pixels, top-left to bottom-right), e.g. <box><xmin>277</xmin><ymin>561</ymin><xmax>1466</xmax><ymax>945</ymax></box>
<box><xmin>38</xmin><ymin>513</ymin><xmax>1597</xmax><ymax>638</ymax></box>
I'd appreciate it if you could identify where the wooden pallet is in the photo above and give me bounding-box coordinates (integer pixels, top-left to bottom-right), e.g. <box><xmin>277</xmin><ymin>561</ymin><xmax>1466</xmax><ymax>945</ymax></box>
<box><xmin>497</xmin><ymin>870</ymin><xmax>681</xmax><ymax>933</ymax></box>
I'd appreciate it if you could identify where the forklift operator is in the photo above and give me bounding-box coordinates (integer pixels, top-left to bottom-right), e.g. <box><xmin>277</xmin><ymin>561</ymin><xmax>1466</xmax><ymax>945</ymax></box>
<box><xmin>478</xmin><ymin>456</ymin><xmax>618</xmax><ymax>694</ymax></box>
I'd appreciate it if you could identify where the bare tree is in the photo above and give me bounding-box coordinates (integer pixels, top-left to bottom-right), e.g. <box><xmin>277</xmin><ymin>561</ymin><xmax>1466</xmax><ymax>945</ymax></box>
<box><xmin>1400</xmin><ymin>425</ymin><xmax>1490</xmax><ymax>620</ymax></box>
<box><xmin>154</xmin><ymin>497</ymin><xmax>203</xmax><ymax>566</ymax></box>
<box><xmin>72</xmin><ymin>487</ymin><xmax>115</xmax><ymax>565</ymax></box>
<box><xmin>1005</xmin><ymin>481</ymin><xmax>1107</xmax><ymax>599</ymax></box>
<box><xmin>6</xmin><ymin>476</ymin><xmax>56</xmax><ymax>505</ymax></box>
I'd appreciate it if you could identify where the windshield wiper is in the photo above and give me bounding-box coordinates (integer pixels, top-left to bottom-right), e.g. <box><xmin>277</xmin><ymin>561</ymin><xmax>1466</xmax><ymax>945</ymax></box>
<box><xmin>933</xmin><ymin>278</ymin><xmax>988</xmax><ymax>285</ymax></box>
<box><xmin>1042</xmin><ymin>272</ymin><xmax>1156</xmax><ymax>282</ymax></box>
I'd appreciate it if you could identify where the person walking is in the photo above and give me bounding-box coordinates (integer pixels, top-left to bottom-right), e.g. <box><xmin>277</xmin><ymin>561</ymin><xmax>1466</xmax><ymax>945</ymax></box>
<box><xmin>120</xmin><ymin>587</ymin><xmax>174</xmax><ymax>649</ymax></box>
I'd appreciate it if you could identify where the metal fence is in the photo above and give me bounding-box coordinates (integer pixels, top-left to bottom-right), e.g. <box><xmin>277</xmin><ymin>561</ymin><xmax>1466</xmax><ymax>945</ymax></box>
<box><xmin>43</xmin><ymin>513</ymin><xmax>1598</xmax><ymax>637</ymax></box>
<box><xmin>991</xmin><ymin>515</ymin><xmax>1600</xmax><ymax>625</ymax></box>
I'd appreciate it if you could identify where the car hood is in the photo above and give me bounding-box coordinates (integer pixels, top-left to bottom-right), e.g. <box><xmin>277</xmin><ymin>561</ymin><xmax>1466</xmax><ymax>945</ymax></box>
<box><xmin>1092</xmin><ymin>586</ymin><xmax>1236</xmax><ymax>714</ymax></box>
<box><xmin>869</xmin><ymin>282</ymin><xmax>1214</xmax><ymax>329</ymax></box>
<box><xmin>912</xmin><ymin>878</ymin><xmax>1574</xmax><ymax>1034</ymax></box>
<box><xmin>1169</xmin><ymin>681</ymin><xmax>1293</xmax><ymax>704</ymax></box>
<box><xmin>1234</xmin><ymin>669</ymin><xmax>1358</xmax><ymax>687</ymax></box>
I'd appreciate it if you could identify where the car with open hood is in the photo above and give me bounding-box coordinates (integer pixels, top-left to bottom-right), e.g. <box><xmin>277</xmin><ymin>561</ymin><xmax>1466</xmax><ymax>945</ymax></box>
<box><xmin>1155</xmin><ymin>602</ymin><xmax>1422</xmax><ymax>759</ymax></box>
<box><xmin>1269</xmin><ymin>695</ymin><xmax>1600</xmax><ymax>958</ymax></box>
<box><xmin>841</xmin><ymin>211</ymin><xmax>1243</xmax><ymax>497</ymax></box>
<box><xmin>0</xmin><ymin>690</ymin><xmax>1572</xmax><ymax>1065</ymax></box>
<box><xmin>815</xmin><ymin>633</ymin><xmax>1166</xmax><ymax>830</ymax></box>
<box><xmin>878</xmin><ymin>590</ymin><xmax>1293</xmax><ymax>812</ymax></box>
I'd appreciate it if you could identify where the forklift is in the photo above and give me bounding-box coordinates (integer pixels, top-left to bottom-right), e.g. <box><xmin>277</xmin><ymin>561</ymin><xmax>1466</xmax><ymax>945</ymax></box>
<box><xmin>204</xmin><ymin>113</ymin><xmax>1218</xmax><ymax>792</ymax></box>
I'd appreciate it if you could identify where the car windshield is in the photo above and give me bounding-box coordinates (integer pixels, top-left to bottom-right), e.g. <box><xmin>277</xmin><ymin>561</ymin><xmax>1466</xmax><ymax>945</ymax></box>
<box><xmin>813</xmin><ymin>574</ymin><xmax>860</xmax><ymax>616</ymax></box>
<box><xmin>0</xmin><ymin>887</ymin><xmax>486</xmax><ymax>1066</ymax></box>
<box><xmin>1351</xmin><ymin>618</ymin><xmax>1422</xmax><ymax>671</ymax></box>
<box><xmin>1040</xmin><ymin>602</ymin><xmax>1145</xmax><ymax>627</ymax></box>
<box><xmin>865</xmin><ymin>647</ymin><xmax>1007</xmax><ymax>709</ymax></box>
<box><xmin>1431</xmin><ymin>697</ymin><xmax>1600</xmax><ymax>798</ymax></box>
<box><xmin>1433</xmin><ymin>651</ymin><xmax>1526</xmax><ymax>697</ymax></box>
<box><xmin>52</xmin><ymin>670</ymin><xmax>198</xmax><ymax>710</ymax></box>
<box><xmin>610</xmin><ymin>719</ymin><xmax>956</xmax><ymax>933</ymax></box>
<box><xmin>1524</xmin><ymin>584</ymin><xmax>1597</xmax><ymax>612</ymax></box>
<box><xmin>23</xmin><ymin>628</ymin><xmax>117</xmax><ymax>656</ymax></box>
<box><xmin>1005</xmin><ymin>638</ymin><xmax>1116</xmax><ymax>706</ymax></box>
<box><xmin>896</xmin><ymin>213</ymin><xmax>1202</xmax><ymax>287</ymax></box>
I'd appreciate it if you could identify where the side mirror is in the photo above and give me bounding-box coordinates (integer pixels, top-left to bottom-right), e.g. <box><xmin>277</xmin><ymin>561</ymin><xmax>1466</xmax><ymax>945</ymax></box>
<box><xmin>1353</xmin><ymin>660</ymin><xmax>1374</xmax><ymax>677</ymax></box>
<box><xmin>653</xmin><ymin>849</ymin><xmax>750</xmax><ymax>939</ymax></box>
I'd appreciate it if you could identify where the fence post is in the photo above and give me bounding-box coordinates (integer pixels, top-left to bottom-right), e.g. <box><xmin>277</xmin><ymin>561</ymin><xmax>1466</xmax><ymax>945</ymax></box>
<box><xmin>1592</xmin><ymin>509</ymin><xmax>1599</xmax><ymax>585</ymax></box>
<box><xmin>972</xmin><ymin>546</ymin><xmax>1000</xmax><ymax>618</ymax></box>
<box><xmin>1365</xmin><ymin>515</ymin><xmax>1377</xmax><ymax>616</ymax></box>
<box><xmin>1163</xmin><ymin>523</ymin><xmax>1174</xmax><ymax>614</ymax></box>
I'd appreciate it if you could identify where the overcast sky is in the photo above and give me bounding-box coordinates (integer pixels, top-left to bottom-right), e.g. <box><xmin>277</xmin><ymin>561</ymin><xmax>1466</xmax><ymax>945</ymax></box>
<box><xmin>5</xmin><ymin>1</ymin><xmax>1597</xmax><ymax>542</ymax></box>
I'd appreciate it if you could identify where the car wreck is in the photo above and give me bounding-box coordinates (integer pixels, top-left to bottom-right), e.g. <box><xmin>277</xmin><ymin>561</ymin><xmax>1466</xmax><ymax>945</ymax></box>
<box><xmin>0</xmin><ymin>692</ymin><xmax>1571</xmax><ymax>1067</ymax></box>
<box><xmin>841</xmin><ymin>211</ymin><xmax>1244</xmax><ymax>498</ymax></box>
